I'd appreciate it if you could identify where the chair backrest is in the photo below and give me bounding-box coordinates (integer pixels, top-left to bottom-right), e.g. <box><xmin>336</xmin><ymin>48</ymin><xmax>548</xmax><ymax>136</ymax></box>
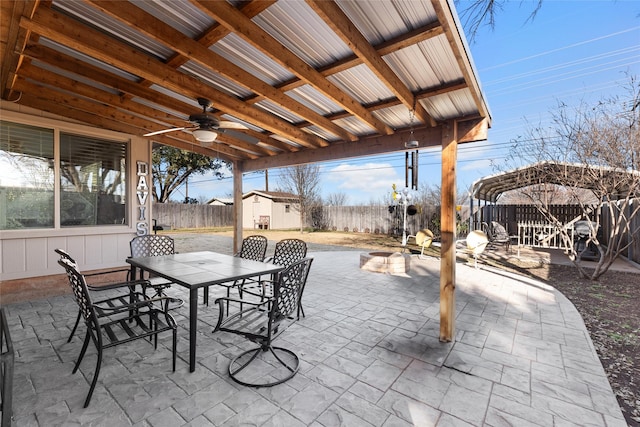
<box><xmin>237</xmin><ymin>235</ymin><xmax>268</xmax><ymax>261</ymax></box>
<box><xmin>466</xmin><ymin>230</ymin><xmax>489</xmax><ymax>255</ymax></box>
<box><xmin>130</xmin><ymin>235</ymin><xmax>175</xmax><ymax>258</ymax></box>
<box><xmin>490</xmin><ymin>221</ymin><xmax>509</xmax><ymax>241</ymax></box>
<box><xmin>57</xmin><ymin>257</ymin><xmax>98</xmax><ymax>330</ymax></box>
<box><xmin>55</xmin><ymin>248</ymin><xmax>77</xmax><ymax>265</ymax></box>
<box><xmin>271</xmin><ymin>257</ymin><xmax>313</xmax><ymax>325</ymax></box>
<box><xmin>415</xmin><ymin>229</ymin><xmax>433</xmax><ymax>248</ymax></box>
<box><xmin>271</xmin><ymin>239</ymin><xmax>307</xmax><ymax>267</ymax></box>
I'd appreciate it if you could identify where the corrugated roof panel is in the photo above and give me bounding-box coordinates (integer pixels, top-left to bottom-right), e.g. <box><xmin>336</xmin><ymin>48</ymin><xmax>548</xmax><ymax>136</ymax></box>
<box><xmin>383</xmin><ymin>44</ymin><xmax>444</xmax><ymax>92</ymax></box>
<box><xmin>447</xmin><ymin>90</ymin><xmax>482</xmax><ymax>117</ymax></box>
<box><xmin>211</xmin><ymin>34</ymin><xmax>294</xmax><ymax>86</ymax></box>
<box><xmin>52</xmin><ymin>1</ymin><xmax>173</xmax><ymax>60</ymax></box>
<box><xmin>333</xmin><ymin>116</ymin><xmax>377</xmax><ymax>136</ymax></box>
<box><xmin>419</xmin><ymin>90</ymin><xmax>478</xmax><ymax>121</ymax></box>
<box><xmin>39</xmin><ymin>38</ymin><xmax>139</xmax><ymax>81</ymax></box>
<box><xmin>417</xmin><ymin>37</ymin><xmax>465</xmax><ymax>85</ymax></box>
<box><xmin>255</xmin><ymin>1</ymin><xmax>351</xmax><ymax>68</ymax></box>
<box><xmin>132</xmin><ymin>0</ymin><xmax>215</xmax><ymax>39</ymax></box>
<box><xmin>302</xmin><ymin>125</ymin><xmax>341</xmax><ymax>142</ymax></box>
<box><xmin>373</xmin><ymin>104</ymin><xmax>416</xmax><ymax>129</ymax></box>
<box><xmin>286</xmin><ymin>85</ymin><xmax>344</xmax><ymax>116</ymax></box>
<box><xmin>178</xmin><ymin>61</ymin><xmax>254</xmax><ymax>99</ymax></box>
<box><xmin>254</xmin><ymin>100</ymin><xmax>303</xmax><ymax>124</ymax></box>
<box><xmin>328</xmin><ymin>64</ymin><xmax>394</xmax><ymax>104</ymax></box>
<box><xmin>336</xmin><ymin>0</ymin><xmax>437</xmax><ymax>44</ymax></box>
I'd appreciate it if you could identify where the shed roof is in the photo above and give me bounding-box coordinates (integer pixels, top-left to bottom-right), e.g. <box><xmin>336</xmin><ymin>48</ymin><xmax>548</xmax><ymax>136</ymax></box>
<box><xmin>471</xmin><ymin>161</ymin><xmax>640</xmax><ymax>203</ymax></box>
<box><xmin>243</xmin><ymin>191</ymin><xmax>298</xmax><ymax>202</ymax></box>
<box><xmin>1</xmin><ymin>0</ymin><xmax>490</xmax><ymax>171</ymax></box>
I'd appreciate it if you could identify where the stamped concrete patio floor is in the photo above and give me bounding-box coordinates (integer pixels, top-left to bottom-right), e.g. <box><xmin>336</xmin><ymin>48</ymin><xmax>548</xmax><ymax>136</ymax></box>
<box><xmin>3</xmin><ymin>249</ymin><xmax>627</xmax><ymax>426</ymax></box>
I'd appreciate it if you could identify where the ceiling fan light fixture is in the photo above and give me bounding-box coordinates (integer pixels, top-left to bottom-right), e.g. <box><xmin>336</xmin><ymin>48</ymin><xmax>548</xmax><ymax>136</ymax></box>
<box><xmin>193</xmin><ymin>128</ymin><xmax>218</xmax><ymax>144</ymax></box>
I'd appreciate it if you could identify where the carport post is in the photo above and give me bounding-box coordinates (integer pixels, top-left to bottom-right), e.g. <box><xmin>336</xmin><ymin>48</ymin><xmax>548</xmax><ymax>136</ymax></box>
<box><xmin>440</xmin><ymin>121</ymin><xmax>457</xmax><ymax>342</ymax></box>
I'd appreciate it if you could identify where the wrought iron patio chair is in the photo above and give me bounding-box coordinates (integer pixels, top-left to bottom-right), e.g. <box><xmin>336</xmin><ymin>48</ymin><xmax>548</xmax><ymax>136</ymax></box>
<box><xmin>213</xmin><ymin>257</ymin><xmax>313</xmax><ymax>387</ymax></box>
<box><xmin>129</xmin><ymin>235</ymin><xmax>184</xmax><ymax>309</ymax></box>
<box><xmin>57</xmin><ymin>257</ymin><xmax>177</xmax><ymax>408</ymax></box>
<box><xmin>203</xmin><ymin>235</ymin><xmax>268</xmax><ymax>306</ymax></box>
<box><xmin>55</xmin><ymin>248</ymin><xmax>134</xmax><ymax>343</ymax></box>
<box><xmin>238</xmin><ymin>238</ymin><xmax>307</xmax><ymax>316</ymax></box>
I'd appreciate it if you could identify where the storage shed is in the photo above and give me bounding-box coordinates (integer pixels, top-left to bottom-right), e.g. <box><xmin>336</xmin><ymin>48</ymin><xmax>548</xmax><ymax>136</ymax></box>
<box><xmin>243</xmin><ymin>191</ymin><xmax>299</xmax><ymax>230</ymax></box>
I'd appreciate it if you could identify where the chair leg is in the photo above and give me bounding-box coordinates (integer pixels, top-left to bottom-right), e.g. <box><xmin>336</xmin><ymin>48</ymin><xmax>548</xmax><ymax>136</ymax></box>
<box><xmin>73</xmin><ymin>331</ymin><xmax>91</xmax><ymax>374</ymax></box>
<box><xmin>83</xmin><ymin>346</ymin><xmax>103</xmax><ymax>408</ymax></box>
<box><xmin>67</xmin><ymin>311</ymin><xmax>82</xmax><ymax>343</ymax></box>
<box><xmin>172</xmin><ymin>329</ymin><xmax>177</xmax><ymax>372</ymax></box>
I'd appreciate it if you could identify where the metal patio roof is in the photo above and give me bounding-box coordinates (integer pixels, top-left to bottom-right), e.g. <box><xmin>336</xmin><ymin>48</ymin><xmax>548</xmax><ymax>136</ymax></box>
<box><xmin>471</xmin><ymin>161</ymin><xmax>640</xmax><ymax>203</ymax></box>
<box><xmin>1</xmin><ymin>0</ymin><xmax>491</xmax><ymax>171</ymax></box>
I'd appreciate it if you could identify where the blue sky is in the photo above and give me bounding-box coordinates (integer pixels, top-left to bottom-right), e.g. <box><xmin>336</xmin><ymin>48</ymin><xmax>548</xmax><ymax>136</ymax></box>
<box><xmin>184</xmin><ymin>0</ymin><xmax>640</xmax><ymax>205</ymax></box>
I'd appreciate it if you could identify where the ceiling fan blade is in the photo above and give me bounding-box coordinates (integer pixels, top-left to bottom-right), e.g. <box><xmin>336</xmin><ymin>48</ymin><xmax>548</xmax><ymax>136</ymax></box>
<box><xmin>143</xmin><ymin>127</ymin><xmax>186</xmax><ymax>137</ymax></box>
<box><xmin>219</xmin><ymin>121</ymin><xmax>248</xmax><ymax>130</ymax></box>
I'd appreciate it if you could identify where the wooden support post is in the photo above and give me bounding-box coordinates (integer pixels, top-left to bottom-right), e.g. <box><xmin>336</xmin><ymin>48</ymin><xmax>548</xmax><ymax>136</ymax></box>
<box><xmin>232</xmin><ymin>161</ymin><xmax>244</xmax><ymax>254</ymax></box>
<box><xmin>440</xmin><ymin>121</ymin><xmax>457</xmax><ymax>342</ymax></box>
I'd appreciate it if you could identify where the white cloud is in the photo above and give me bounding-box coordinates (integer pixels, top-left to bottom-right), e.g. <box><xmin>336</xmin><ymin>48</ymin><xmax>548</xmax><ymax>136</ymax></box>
<box><xmin>324</xmin><ymin>162</ymin><xmax>402</xmax><ymax>204</ymax></box>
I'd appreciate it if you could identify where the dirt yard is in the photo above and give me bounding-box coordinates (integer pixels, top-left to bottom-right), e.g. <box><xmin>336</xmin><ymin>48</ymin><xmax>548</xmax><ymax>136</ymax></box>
<box><xmin>197</xmin><ymin>228</ymin><xmax>639</xmax><ymax>425</ymax></box>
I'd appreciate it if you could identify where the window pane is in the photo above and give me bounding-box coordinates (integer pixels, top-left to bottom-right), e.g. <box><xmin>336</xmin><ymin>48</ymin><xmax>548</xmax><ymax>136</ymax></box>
<box><xmin>60</xmin><ymin>133</ymin><xmax>127</xmax><ymax>226</ymax></box>
<box><xmin>0</xmin><ymin>121</ymin><xmax>55</xmax><ymax>229</ymax></box>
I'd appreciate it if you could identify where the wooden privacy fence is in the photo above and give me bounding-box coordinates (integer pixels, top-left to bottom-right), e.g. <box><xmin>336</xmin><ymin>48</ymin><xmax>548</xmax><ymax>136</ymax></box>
<box><xmin>153</xmin><ymin>203</ymin><xmax>233</xmax><ymax>229</ymax></box>
<box><xmin>153</xmin><ymin>202</ymin><xmax>638</xmax><ymax>265</ymax></box>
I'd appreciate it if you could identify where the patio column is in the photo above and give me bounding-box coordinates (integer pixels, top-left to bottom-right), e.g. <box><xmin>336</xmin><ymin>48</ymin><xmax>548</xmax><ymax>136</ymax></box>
<box><xmin>440</xmin><ymin>121</ymin><xmax>457</xmax><ymax>342</ymax></box>
<box><xmin>232</xmin><ymin>161</ymin><xmax>244</xmax><ymax>254</ymax></box>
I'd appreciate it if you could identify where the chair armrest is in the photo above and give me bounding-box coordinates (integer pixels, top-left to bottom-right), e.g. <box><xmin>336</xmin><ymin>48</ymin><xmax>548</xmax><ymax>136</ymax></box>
<box><xmin>94</xmin><ymin>293</ymin><xmax>175</xmax><ymax>313</ymax></box>
<box><xmin>213</xmin><ymin>296</ymin><xmax>272</xmax><ymax>330</ymax></box>
<box><xmin>84</xmin><ymin>267</ymin><xmax>130</xmax><ymax>278</ymax></box>
<box><xmin>88</xmin><ymin>279</ymin><xmax>151</xmax><ymax>292</ymax></box>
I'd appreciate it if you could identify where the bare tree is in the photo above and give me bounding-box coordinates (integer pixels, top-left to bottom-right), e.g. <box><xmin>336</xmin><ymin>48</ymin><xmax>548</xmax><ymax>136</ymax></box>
<box><xmin>277</xmin><ymin>164</ymin><xmax>321</xmax><ymax>233</ymax></box>
<box><xmin>503</xmin><ymin>75</ymin><xmax>640</xmax><ymax>279</ymax></box>
<box><xmin>325</xmin><ymin>192</ymin><xmax>349</xmax><ymax>206</ymax></box>
<box><xmin>455</xmin><ymin>0</ymin><xmax>543</xmax><ymax>42</ymax></box>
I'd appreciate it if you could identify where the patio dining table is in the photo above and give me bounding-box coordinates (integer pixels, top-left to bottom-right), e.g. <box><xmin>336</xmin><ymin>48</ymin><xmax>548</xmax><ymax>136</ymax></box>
<box><xmin>127</xmin><ymin>251</ymin><xmax>283</xmax><ymax>372</ymax></box>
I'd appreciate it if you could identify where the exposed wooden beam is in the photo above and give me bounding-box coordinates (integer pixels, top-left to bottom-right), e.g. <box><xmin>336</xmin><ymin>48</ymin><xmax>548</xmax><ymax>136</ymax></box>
<box><xmin>242</xmin><ymin>125</ymin><xmax>443</xmax><ymax>172</ymax></box>
<box><xmin>266</xmin><ymin>20</ymin><xmax>445</xmax><ymax>95</ymax></box>
<box><xmin>0</xmin><ymin>0</ymin><xmax>39</xmax><ymax>100</ymax></box>
<box><xmin>193</xmin><ymin>0</ymin><xmax>394</xmax><ymax>136</ymax></box>
<box><xmin>19</xmin><ymin>63</ymin><xmax>184</xmax><ymax>127</ymax></box>
<box><xmin>432</xmin><ymin>0</ymin><xmax>491</xmax><ymax>125</ymax></box>
<box><xmin>457</xmin><ymin>117</ymin><xmax>489</xmax><ymax>144</ymax></box>
<box><xmin>87</xmin><ymin>0</ymin><xmax>352</xmax><ymax>144</ymax></box>
<box><xmin>306</xmin><ymin>0</ymin><xmax>436</xmax><ymax>127</ymax></box>
<box><xmin>24</xmin><ymin>44</ymin><xmax>297</xmax><ymax>154</ymax></box>
<box><xmin>21</xmin><ymin>7</ymin><xmax>328</xmax><ymax>150</ymax></box>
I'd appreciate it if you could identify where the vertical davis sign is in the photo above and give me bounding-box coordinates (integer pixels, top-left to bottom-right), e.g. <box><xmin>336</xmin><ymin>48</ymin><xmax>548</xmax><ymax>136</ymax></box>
<box><xmin>136</xmin><ymin>161</ymin><xmax>149</xmax><ymax>235</ymax></box>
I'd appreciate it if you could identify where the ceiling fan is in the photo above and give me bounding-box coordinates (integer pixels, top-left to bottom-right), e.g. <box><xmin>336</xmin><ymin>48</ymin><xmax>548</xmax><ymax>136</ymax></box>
<box><xmin>143</xmin><ymin>98</ymin><xmax>247</xmax><ymax>143</ymax></box>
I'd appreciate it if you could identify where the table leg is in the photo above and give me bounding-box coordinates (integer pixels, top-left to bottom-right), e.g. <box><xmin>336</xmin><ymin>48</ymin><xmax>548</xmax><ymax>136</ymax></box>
<box><xmin>189</xmin><ymin>289</ymin><xmax>198</xmax><ymax>372</ymax></box>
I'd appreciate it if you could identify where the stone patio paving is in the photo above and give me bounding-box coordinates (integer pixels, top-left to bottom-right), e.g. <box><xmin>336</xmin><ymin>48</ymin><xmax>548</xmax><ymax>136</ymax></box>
<box><xmin>1</xmin><ymin>244</ymin><xmax>627</xmax><ymax>426</ymax></box>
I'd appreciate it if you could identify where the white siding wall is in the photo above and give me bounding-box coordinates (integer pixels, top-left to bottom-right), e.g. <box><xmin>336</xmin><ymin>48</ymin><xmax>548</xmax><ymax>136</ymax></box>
<box><xmin>0</xmin><ymin>105</ymin><xmax>151</xmax><ymax>280</ymax></box>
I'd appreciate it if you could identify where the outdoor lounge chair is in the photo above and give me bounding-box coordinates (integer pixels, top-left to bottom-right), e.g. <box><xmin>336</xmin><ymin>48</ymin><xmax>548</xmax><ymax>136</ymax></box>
<box><xmin>458</xmin><ymin>230</ymin><xmax>489</xmax><ymax>269</ymax></box>
<box><xmin>407</xmin><ymin>229</ymin><xmax>434</xmax><ymax>259</ymax></box>
<box><xmin>213</xmin><ymin>257</ymin><xmax>313</xmax><ymax>387</ymax></box>
<box><xmin>485</xmin><ymin>221</ymin><xmax>511</xmax><ymax>252</ymax></box>
<box><xmin>57</xmin><ymin>257</ymin><xmax>177</xmax><ymax>407</ymax></box>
